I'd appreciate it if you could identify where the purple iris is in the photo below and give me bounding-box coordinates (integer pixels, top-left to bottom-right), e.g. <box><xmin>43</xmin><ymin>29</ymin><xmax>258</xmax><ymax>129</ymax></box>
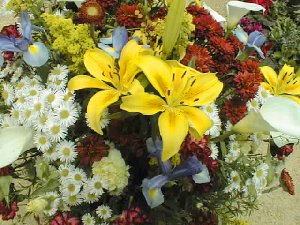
<box><xmin>0</xmin><ymin>12</ymin><xmax>49</xmax><ymax>67</ymax></box>
<box><xmin>234</xmin><ymin>26</ymin><xmax>266</xmax><ymax>58</ymax></box>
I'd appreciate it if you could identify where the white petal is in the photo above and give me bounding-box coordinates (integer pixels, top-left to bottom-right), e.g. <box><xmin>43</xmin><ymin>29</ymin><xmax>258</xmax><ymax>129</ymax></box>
<box><xmin>271</xmin><ymin>131</ymin><xmax>300</xmax><ymax>148</ymax></box>
<box><xmin>0</xmin><ymin>127</ymin><xmax>35</xmax><ymax>168</ymax></box>
<box><xmin>23</xmin><ymin>42</ymin><xmax>49</xmax><ymax>67</ymax></box>
<box><xmin>192</xmin><ymin>165</ymin><xmax>211</xmax><ymax>184</ymax></box>
<box><xmin>226</xmin><ymin>1</ymin><xmax>265</xmax><ymax>29</ymax></box>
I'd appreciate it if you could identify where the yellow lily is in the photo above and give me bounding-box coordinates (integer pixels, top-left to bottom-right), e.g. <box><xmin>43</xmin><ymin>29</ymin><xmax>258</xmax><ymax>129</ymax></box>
<box><xmin>120</xmin><ymin>56</ymin><xmax>223</xmax><ymax>161</ymax></box>
<box><xmin>67</xmin><ymin>40</ymin><xmax>152</xmax><ymax>134</ymax></box>
<box><xmin>260</xmin><ymin>64</ymin><xmax>300</xmax><ymax>104</ymax></box>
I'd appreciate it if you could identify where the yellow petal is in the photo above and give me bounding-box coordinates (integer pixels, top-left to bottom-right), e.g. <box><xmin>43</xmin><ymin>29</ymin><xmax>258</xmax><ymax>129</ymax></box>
<box><xmin>284</xmin><ymin>78</ymin><xmax>300</xmax><ymax>95</ymax></box>
<box><xmin>159</xmin><ymin>109</ymin><xmax>189</xmax><ymax>161</ymax></box>
<box><xmin>182</xmin><ymin>74</ymin><xmax>223</xmax><ymax>106</ymax></box>
<box><xmin>68</xmin><ymin>75</ymin><xmax>112</xmax><ymax>91</ymax></box>
<box><xmin>135</xmin><ymin>55</ymin><xmax>173</xmax><ymax>97</ymax></box>
<box><xmin>177</xmin><ymin>106</ymin><xmax>212</xmax><ymax>139</ymax></box>
<box><xmin>84</xmin><ymin>49</ymin><xmax>115</xmax><ymax>83</ymax></box>
<box><xmin>260</xmin><ymin>82</ymin><xmax>274</xmax><ymax>94</ymax></box>
<box><xmin>128</xmin><ymin>79</ymin><xmax>144</xmax><ymax>94</ymax></box>
<box><xmin>260</xmin><ymin>66</ymin><xmax>278</xmax><ymax>88</ymax></box>
<box><xmin>87</xmin><ymin>90</ymin><xmax>120</xmax><ymax>134</ymax></box>
<box><xmin>278</xmin><ymin>64</ymin><xmax>294</xmax><ymax>85</ymax></box>
<box><xmin>120</xmin><ymin>93</ymin><xmax>166</xmax><ymax>115</ymax></box>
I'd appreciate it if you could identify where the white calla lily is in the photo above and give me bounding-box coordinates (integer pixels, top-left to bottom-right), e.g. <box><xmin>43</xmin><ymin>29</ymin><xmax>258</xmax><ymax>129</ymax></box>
<box><xmin>0</xmin><ymin>127</ymin><xmax>35</xmax><ymax>168</ymax></box>
<box><xmin>270</xmin><ymin>131</ymin><xmax>300</xmax><ymax>148</ymax></box>
<box><xmin>203</xmin><ymin>1</ymin><xmax>265</xmax><ymax>30</ymax></box>
<box><xmin>232</xmin><ymin>97</ymin><xmax>300</xmax><ymax>138</ymax></box>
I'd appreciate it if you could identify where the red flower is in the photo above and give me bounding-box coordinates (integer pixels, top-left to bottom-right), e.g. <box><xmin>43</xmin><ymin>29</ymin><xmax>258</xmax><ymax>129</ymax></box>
<box><xmin>223</xmin><ymin>98</ymin><xmax>248</xmax><ymax>124</ymax></box>
<box><xmin>75</xmin><ymin>0</ymin><xmax>105</xmax><ymax>25</ymax></box>
<box><xmin>49</xmin><ymin>212</ymin><xmax>80</xmax><ymax>225</ymax></box>
<box><xmin>208</xmin><ymin>36</ymin><xmax>235</xmax><ymax>56</ymax></box>
<box><xmin>0</xmin><ymin>165</ymin><xmax>14</xmax><ymax>176</ymax></box>
<box><xmin>277</xmin><ymin>144</ymin><xmax>294</xmax><ymax>160</ymax></box>
<box><xmin>186</xmin><ymin>5</ymin><xmax>209</xmax><ymax>17</ymax></box>
<box><xmin>97</xmin><ymin>0</ymin><xmax>117</xmax><ymax>10</ymax></box>
<box><xmin>247</xmin><ymin>0</ymin><xmax>273</xmax><ymax>14</ymax></box>
<box><xmin>116</xmin><ymin>5</ymin><xmax>145</xmax><ymax>28</ymax></box>
<box><xmin>181</xmin><ymin>45</ymin><xmax>214</xmax><ymax>73</ymax></box>
<box><xmin>234</xmin><ymin>70</ymin><xmax>263</xmax><ymax>100</ymax></box>
<box><xmin>281</xmin><ymin>169</ymin><xmax>295</xmax><ymax>195</ymax></box>
<box><xmin>112</xmin><ymin>207</ymin><xmax>150</xmax><ymax>225</ymax></box>
<box><xmin>193</xmin><ymin>15</ymin><xmax>224</xmax><ymax>38</ymax></box>
<box><xmin>76</xmin><ymin>134</ymin><xmax>109</xmax><ymax>167</ymax></box>
<box><xmin>0</xmin><ymin>201</ymin><xmax>19</xmax><ymax>221</ymax></box>
<box><xmin>237</xmin><ymin>58</ymin><xmax>261</xmax><ymax>74</ymax></box>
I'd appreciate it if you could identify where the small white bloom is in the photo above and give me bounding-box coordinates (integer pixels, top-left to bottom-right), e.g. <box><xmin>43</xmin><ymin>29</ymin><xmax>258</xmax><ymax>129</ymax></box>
<box><xmin>41</xmin><ymin>89</ymin><xmax>64</xmax><ymax>107</ymax></box>
<box><xmin>252</xmin><ymin>163</ymin><xmax>269</xmax><ymax>189</ymax></box>
<box><xmin>96</xmin><ymin>205</ymin><xmax>112</xmax><ymax>220</ymax></box>
<box><xmin>33</xmin><ymin>113</ymin><xmax>53</xmax><ymax>132</ymax></box>
<box><xmin>228</xmin><ymin>141</ymin><xmax>240</xmax><ymax>157</ymax></box>
<box><xmin>48</xmin><ymin>65</ymin><xmax>69</xmax><ymax>81</ymax></box>
<box><xmin>246</xmin><ymin>97</ymin><xmax>261</xmax><ymax>111</ymax></box>
<box><xmin>100</xmin><ymin>108</ymin><xmax>110</xmax><ymax>129</ymax></box>
<box><xmin>62</xmin><ymin>193</ymin><xmax>83</xmax><ymax>206</ymax></box>
<box><xmin>70</xmin><ymin>168</ymin><xmax>87</xmax><ymax>184</ymax></box>
<box><xmin>10</xmin><ymin>107</ymin><xmax>22</xmax><ymax>125</ymax></box>
<box><xmin>43</xmin><ymin>147</ymin><xmax>59</xmax><ymax>161</ymax></box>
<box><xmin>224</xmin><ymin>171</ymin><xmax>241</xmax><ymax>193</ymax></box>
<box><xmin>58</xmin><ymin>164</ymin><xmax>75</xmax><ymax>181</ymax></box>
<box><xmin>47</xmin><ymin>78</ymin><xmax>68</xmax><ymax>90</ymax></box>
<box><xmin>80</xmin><ymin>186</ymin><xmax>100</xmax><ymax>203</ymax></box>
<box><xmin>56</xmin><ymin>140</ymin><xmax>77</xmax><ymax>163</ymax></box>
<box><xmin>44</xmin><ymin>192</ymin><xmax>60</xmax><ymax>216</ymax></box>
<box><xmin>54</xmin><ymin>102</ymin><xmax>79</xmax><ymax>127</ymax></box>
<box><xmin>255</xmin><ymin>86</ymin><xmax>272</xmax><ymax>104</ymax></box>
<box><xmin>2</xmin><ymin>83</ymin><xmax>15</xmax><ymax>105</ymax></box>
<box><xmin>82</xmin><ymin>213</ymin><xmax>95</xmax><ymax>225</ymax></box>
<box><xmin>88</xmin><ymin>176</ymin><xmax>106</xmax><ymax>196</ymax></box>
<box><xmin>33</xmin><ymin>132</ymin><xmax>52</xmax><ymax>151</ymax></box>
<box><xmin>209</xmin><ymin>143</ymin><xmax>219</xmax><ymax>159</ymax></box>
<box><xmin>46</xmin><ymin>121</ymin><xmax>68</xmax><ymax>142</ymax></box>
<box><xmin>0</xmin><ymin>114</ymin><xmax>18</xmax><ymax>127</ymax></box>
<box><xmin>61</xmin><ymin>180</ymin><xmax>81</xmax><ymax>196</ymax></box>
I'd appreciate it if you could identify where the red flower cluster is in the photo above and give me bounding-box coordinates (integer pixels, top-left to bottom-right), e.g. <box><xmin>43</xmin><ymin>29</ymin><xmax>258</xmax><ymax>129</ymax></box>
<box><xmin>116</xmin><ymin>5</ymin><xmax>145</xmax><ymax>28</ymax></box>
<box><xmin>49</xmin><ymin>212</ymin><xmax>80</xmax><ymax>225</ymax></box>
<box><xmin>112</xmin><ymin>207</ymin><xmax>150</xmax><ymax>225</ymax></box>
<box><xmin>277</xmin><ymin>144</ymin><xmax>294</xmax><ymax>160</ymax></box>
<box><xmin>181</xmin><ymin>44</ymin><xmax>214</xmax><ymax>73</ymax></box>
<box><xmin>0</xmin><ymin>165</ymin><xmax>14</xmax><ymax>176</ymax></box>
<box><xmin>97</xmin><ymin>0</ymin><xmax>117</xmax><ymax>10</ymax></box>
<box><xmin>77</xmin><ymin>134</ymin><xmax>109</xmax><ymax>167</ymax></box>
<box><xmin>223</xmin><ymin>98</ymin><xmax>248</xmax><ymax>124</ymax></box>
<box><xmin>247</xmin><ymin>0</ymin><xmax>273</xmax><ymax>15</ymax></box>
<box><xmin>0</xmin><ymin>201</ymin><xmax>19</xmax><ymax>221</ymax></box>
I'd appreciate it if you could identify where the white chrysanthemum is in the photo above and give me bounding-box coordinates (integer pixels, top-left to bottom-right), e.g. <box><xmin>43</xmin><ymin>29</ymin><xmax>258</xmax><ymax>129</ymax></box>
<box><xmin>54</xmin><ymin>102</ymin><xmax>79</xmax><ymax>127</ymax></box>
<box><xmin>0</xmin><ymin>63</ymin><xmax>13</xmax><ymax>78</ymax></box>
<box><xmin>228</xmin><ymin>141</ymin><xmax>240</xmax><ymax>157</ymax></box>
<box><xmin>209</xmin><ymin>143</ymin><xmax>219</xmax><ymax>160</ymax></box>
<box><xmin>2</xmin><ymin>83</ymin><xmax>15</xmax><ymax>105</ymax></box>
<box><xmin>255</xmin><ymin>86</ymin><xmax>272</xmax><ymax>104</ymax></box>
<box><xmin>96</xmin><ymin>205</ymin><xmax>112</xmax><ymax>220</ymax></box>
<box><xmin>41</xmin><ymin>89</ymin><xmax>64</xmax><ymax>107</ymax></box>
<box><xmin>31</xmin><ymin>97</ymin><xmax>47</xmax><ymax>116</ymax></box>
<box><xmin>82</xmin><ymin>213</ymin><xmax>96</xmax><ymax>225</ymax></box>
<box><xmin>69</xmin><ymin>168</ymin><xmax>87</xmax><ymax>184</ymax></box>
<box><xmin>224</xmin><ymin>152</ymin><xmax>238</xmax><ymax>163</ymax></box>
<box><xmin>62</xmin><ymin>193</ymin><xmax>83</xmax><ymax>206</ymax></box>
<box><xmin>246</xmin><ymin>97</ymin><xmax>261</xmax><ymax>112</ymax></box>
<box><xmin>87</xmin><ymin>176</ymin><xmax>106</xmax><ymax>196</ymax></box>
<box><xmin>20</xmin><ymin>106</ymin><xmax>35</xmax><ymax>126</ymax></box>
<box><xmin>34</xmin><ymin>132</ymin><xmax>52</xmax><ymax>152</ymax></box>
<box><xmin>10</xmin><ymin>107</ymin><xmax>22</xmax><ymax>125</ymax></box>
<box><xmin>201</xmin><ymin>103</ymin><xmax>219</xmax><ymax>115</ymax></box>
<box><xmin>56</xmin><ymin>140</ymin><xmax>77</xmax><ymax>163</ymax></box>
<box><xmin>47</xmin><ymin>78</ymin><xmax>68</xmax><ymax>90</ymax></box>
<box><xmin>61</xmin><ymin>180</ymin><xmax>81</xmax><ymax>196</ymax></box>
<box><xmin>44</xmin><ymin>192</ymin><xmax>60</xmax><ymax>216</ymax></box>
<box><xmin>46</xmin><ymin>122</ymin><xmax>68</xmax><ymax>142</ymax></box>
<box><xmin>100</xmin><ymin>108</ymin><xmax>110</xmax><ymax>128</ymax></box>
<box><xmin>252</xmin><ymin>163</ymin><xmax>269</xmax><ymax>189</ymax></box>
<box><xmin>80</xmin><ymin>186</ymin><xmax>101</xmax><ymax>204</ymax></box>
<box><xmin>48</xmin><ymin>65</ymin><xmax>69</xmax><ymax>81</ymax></box>
<box><xmin>11</xmin><ymin>66</ymin><xmax>23</xmax><ymax>81</ymax></box>
<box><xmin>58</xmin><ymin>164</ymin><xmax>75</xmax><ymax>181</ymax></box>
<box><xmin>62</xmin><ymin>89</ymin><xmax>75</xmax><ymax>102</ymax></box>
<box><xmin>33</xmin><ymin>113</ymin><xmax>53</xmax><ymax>132</ymax></box>
<box><xmin>27</xmin><ymin>85</ymin><xmax>42</xmax><ymax>100</ymax></box>
<box><xmin>224</xmin><ymin>171</ymin><xmax>241</xmax><ymax>193</ymax></box>
<box><xmin>205</xmin><ymin>114</ymin><xmax>221</xmax><ymax>137</ymax></box>
<box><xmin>43</xmin><ymin>147</ymin><xmax>59</xmax><ymax>162</ymax></box>
<box><xmin>0</xmin><ymin>114</ymin><xmax>18</xmax><ymax>127</ymax></box>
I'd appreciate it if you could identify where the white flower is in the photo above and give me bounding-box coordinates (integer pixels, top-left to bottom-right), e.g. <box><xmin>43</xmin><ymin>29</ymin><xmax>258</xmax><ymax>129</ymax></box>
<box><xmin>48</xmin><ymin>64</ymin><xmax>69</xmax><ymax>81</ymax></box>
<box><xmin>209</xmin><ymin>143</ymin><xmax>219</xmax><ymax>160</ymax></box>
<box><xmin>31</xmin><ymin>97</ymin><xmax>47</xmax><ymax>116</ymax></box>
<box><xmin>10</xmin><ymin>107</ymin><xmax>22</xmax><ymax>125</ymax></box>
<box><xmin>252</xmin><ymin>163</ymin><xmax>269</xmax><ymax>188</ymax></box>
<box><xmin>33</xmin><ymin>132</ymin><xmax>52</xmax><ymax>152</ymax></box>
<box><xmin>47</xmin><ymin>78</ymin><xmax>68</xmax><ymax>90</ymax></box>
<box><xmin>69</xmin><ymin>168</ymin><xmax>87</xmax><ymax>184</ymax></box>
<box><xmin>41</xmin><ymin>89</ymin><xmax>64</xmax><ymax>107</ymax></box>
<box><xmin>0</xmin><ymin>114</ymin><xmax>18</xmax><ymax>127</ymax></box>
<box><xmin>61</xmin><ymin>180</ymin><xmax>81</xmax><ymax>196</ymax></box>
<box><xmin>228</xmin><ymin>141</ymin><xmax>240</xmax><ymax>157</ymax></box>
<box><xmin>62</xmin><ymin>193</ymin><xmax>83</xmax><ymax>206</ymax></box>
<box><xmin>2</xmin><ymin>83</ymin><xmax>15</xmax><ymax>105</ymax></box>
<box><xmin>100</xmin><ymin>108</ymin><xmax>110</xmax><ymax>129</ymax></box>
<box><xmin>33</xmin><ymin>113</ymin><xmax>53</xmax><ymax>132</ymax></box>
<box><xmin>43</xmin><ymin>147</ymin><xmax>59</xmax><ymax>161</ymax></box>
<box><xmin>44</xmin><ymin>192</ymin><xmax>60</xmax><ymax>216</ymax></box>
<box><xmin>87</xmin><ymin>176</ymin><xmax>106</xmax><ymax>196</ymax></box>
<box><xmin>54</xmin><ymin>102</ymin><xmax>79</xmax><ymax>127</ymax></box>
<box><xmin>58</xmin><ymin>164</ymin><xmax>75</xmax><ymax>181</ymax></box>
<box><xmin>56</xmin><ymin>140</ymin><xmax>77</xmax><ymax>163</ymax></box>
<box><xmin>46</xmin><ymin>122</ymin><xmax>68</xmax><ymax>142</ymax></box>
<box><xmin>80</xmin><ymin>186</ymin><xmax>100</xmax><ymax>203</ymax></box>
<box><xmin>224</xmin><ymin>171</ymin><xmax>241</xmax><ymax>193</ymax></box>
<box><xmin>246</xmin><ymin>98</ymin><xmax>261</xmax><ymax>111</ymax></box>
<box><xmin>82</xmin><ymin>213</ymin><xmax>96</xmax><ymax>225</ymax></box>
<box><xmin>96</xmin><ymin>205</ymin><xmax>112</xmax><ymax>220</ymax></box>
<box><xmin>255</xmin><ymin>86</ymin><xmax>272</xmax><ymax>104</ymax></box>
<box><xmin>201</xmin><ymin>103</ymin><xmax>219</xmax><ymax>115</ymax></box>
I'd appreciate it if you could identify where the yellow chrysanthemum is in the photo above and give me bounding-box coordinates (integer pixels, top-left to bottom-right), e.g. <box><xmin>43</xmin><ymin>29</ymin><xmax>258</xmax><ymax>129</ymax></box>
<box><xmin>260</xmin><ymin>64</ymin><xmax>300</xmax><ymax>104</ymax></box>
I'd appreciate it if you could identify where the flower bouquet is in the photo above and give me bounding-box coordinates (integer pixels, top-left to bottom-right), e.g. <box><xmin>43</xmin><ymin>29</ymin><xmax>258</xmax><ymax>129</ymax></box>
<box><xmin>0</xmin><ymin>0</ymin><xmax>299</xmax><ymax>224</ymax></box>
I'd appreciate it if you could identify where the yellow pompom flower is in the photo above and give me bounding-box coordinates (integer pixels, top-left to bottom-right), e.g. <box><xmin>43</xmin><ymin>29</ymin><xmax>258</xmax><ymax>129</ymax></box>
<box><xmin>27</xmin><ymin>197</ymin><xmax>48</xmax><ymax>213</ymax></box>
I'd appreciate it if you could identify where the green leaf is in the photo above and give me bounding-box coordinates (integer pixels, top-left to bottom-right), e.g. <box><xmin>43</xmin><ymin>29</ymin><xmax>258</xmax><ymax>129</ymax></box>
<box><xmin>0</xmin><ymin>176</ymin><xmax>13</xmax><ymax>202</ymax></box>
<box><xmin>31</xmin><ymin>179</ymin><xmax>59</xmax><ymax>197</ymax></box>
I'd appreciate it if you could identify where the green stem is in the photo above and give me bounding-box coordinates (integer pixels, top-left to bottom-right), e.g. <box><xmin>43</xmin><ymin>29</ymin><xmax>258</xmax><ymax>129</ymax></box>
<box><xmin>89</xmin><ymin>25</ymin><xmax>97</xmax><ymax>45</ymax></box>
<box><xmin>210</xmin><ymin>130</ymin><xmax>236</xmax><ymax>143</ymax></box>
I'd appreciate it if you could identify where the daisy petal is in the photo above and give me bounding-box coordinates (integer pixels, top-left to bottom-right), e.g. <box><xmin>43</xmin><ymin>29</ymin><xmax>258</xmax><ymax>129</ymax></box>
<box><xmin>159</xmin><ymin>109</ymin><xmax>189</xmax><ymax>161</ymax></box>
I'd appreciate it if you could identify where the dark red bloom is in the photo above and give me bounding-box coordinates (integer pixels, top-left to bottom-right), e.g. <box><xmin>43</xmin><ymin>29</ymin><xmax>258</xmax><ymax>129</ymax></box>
<box><xmin>0</xmin><ymin>165</ymin><xmax>14</xmax><ymax>176</ymax></box>
<box><xmin>97</xmin><ymin>0</ymin><xmax>117</xmax><ymax>10</ymax></box>
<box><xmin>247</xmin><ymin>0</ymin><xmax>273</xmax><ymax>15</ymax></box>
<box><xmin>76</xmin><ymin>134</ymin><xmax>109</xmax><ymax>167</ymax></box>
<box><xmin>227</xmin><ymin>34</ymin><xmax>244</xmax><ymax>54</ymax></box>
<box><xmin>1</xmin><ymin>24</ymin><xmax>20</xmax><ymax>38</ymax></box>
<box><xmin>181</xmin><ymin>45</ymin><xmax>214</xmax><ymax>73</ymax></box>
<box><xmin>112</xmin><ymin>207</ymin><xmax>150</xmax><ymax>225</ymax></box>
<box><xmin>223</xmin><ymin>98</ymin><xmax>248</xmax><ymax>124</ymax></box>
<box><xmin>116</xmin><ymin>5</ymin><xmax>145</xmax><ymax>28</ymax></box>
<box><xmin>150</xmin><ymin>7</ymin><xmax>167</xmax><ymax>21</ymax></box>
<box><xmin>49</xmin><ymin>212</ymin><xmax>80</xmax><ymax>225</ymax></box>
<box><xmin>281</xmin><ymin>169</ymin><xmax>295</xmax><ymax>195</ymax></box>
<box><xmin>234</xmin><ymin>71</ymin><xmax>263</xmax><ymax>100</ymax></box>
<box><xmin>237</xmin><ymin>58</ymin><xmax>261</xmax><ymax>74</ymax></box>
<box><xmin>277</xmin><ymin>144</ymin><xmax>294</xmax><ymax>160</ymax></box>
<box><xmin>186</xmin><ymin>5</ymin><xmax>209</xmax><ymax>17</ymax></box>
<box><xmin>0</xmin><ymin>201</ymin><xmax>19</xmax><ymax>221</ymax></box>
<box><xmin>193</xmin><ymin>15</ymin><xmax>224</xmax><ymax>39</ymax></box>
<box><xmin>208</xmin><ymin>36</ymin><xmax>235</xmax><ymax>56</ymax></box>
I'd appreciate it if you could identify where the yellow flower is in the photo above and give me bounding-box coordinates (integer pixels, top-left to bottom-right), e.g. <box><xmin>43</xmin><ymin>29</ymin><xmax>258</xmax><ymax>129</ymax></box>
<box><xmin>27</xmin><ymin>197</ymin><xmax>48</xmax><ymax>213</ymax></box>
<box><xmin>120</xmin><ymin>57</ymin><xmax>223</xmax><ymax>161</ymax></box>
<box><xmin>260</xmin><ymin>64</ymin><xmax>300</xmax><ymax>103</ymax></box>
<box><xmin>68</xmin><ymin>40</ymin><xmax>151</xmax><ymax>134</ymax></box>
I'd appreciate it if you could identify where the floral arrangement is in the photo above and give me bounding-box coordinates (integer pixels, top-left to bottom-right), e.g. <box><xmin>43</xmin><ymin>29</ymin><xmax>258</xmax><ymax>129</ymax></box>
<box><xmin>0</xmin><ymin>0</ymin><xmax>299</xmax><ymax>224</ymax></box>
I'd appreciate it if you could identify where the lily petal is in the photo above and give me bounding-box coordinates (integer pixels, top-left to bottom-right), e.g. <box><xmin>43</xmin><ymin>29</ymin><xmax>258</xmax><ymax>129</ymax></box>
<box><xmin>68</xmin><ymin>75</ymin><xmax>112</xmax><ymax>91</ymax></box>
<box><xmin>121</xmin><ymin>93</ymin><xmax>166</xmax><ymax>115</ymax></box>
<box><xmin>284</xmin><ymin>95</ymin><xmax>300</xmax><ymax>104</ymax></box>
<box><xmin>84</xmin><ymin>48</ymin><xmax>115</xmax><ymax>83</ymax></box>
<box><xmin>260</xmin><ymin>66</ymin><xmax>278</xmax><ymax>89</ymax></box>
<box><xmin>23</xmin><ymin>42</ymin><xmax>49</xmax><ymax>67</ymax></box>
<box><xmin>159</xmin><ymin>109</ymin><xmax>189</xmax><ymax>161</ymax></box>
<box><xmin>271</xmin><ymin>131</ymin><xmax>300</xmax><ymax>148</ymax></box>
<box><xmin>135</xmin><ymin>55</ymin><xmax>173</xmax><ymax>97</ymax></box>
<box><xmin>0</xmin><ymin>127</ymin><xmax>35</xmax><ymax>168</ymax></box>
<box><xmin>227</xmin><ymin>1</ymin><xmax>265</xmax><ymax>29</ymax></box>
<box><xmin>127</xmin><ymin>79</ymin><xmax>144</xmax><ymax>94</ymax></box>
<box><xmin>178</xmin><ymin>106</ymin><xmax>212</xmax><ymax>139</ymax></box>
<box><xmin>277</xmin><ymin>64</ymin><xmax>295</xmax><ymax>89</ymax></box>
<box><xmin>87</xmin><ymin>90</ymin><xmax>120</xmax><ymax>134</ymax></box>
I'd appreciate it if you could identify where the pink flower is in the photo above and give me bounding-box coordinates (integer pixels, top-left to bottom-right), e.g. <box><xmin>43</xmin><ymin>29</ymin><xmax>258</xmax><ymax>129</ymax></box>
<box><xmin>49</xmin><ymin>212</ymin><xmax>80</xmax><ymax>225</ymax></box>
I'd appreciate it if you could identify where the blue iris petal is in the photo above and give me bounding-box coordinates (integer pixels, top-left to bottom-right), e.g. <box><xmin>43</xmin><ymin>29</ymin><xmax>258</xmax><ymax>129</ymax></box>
<box><xmin>23</xmin><ymin>42</ymin><xmax>49</xmax><ymax>67</ymax></box>
<box><xmin>20</xmin><ymin>11</ymin><xmax>32</xmax><ymax>40</ymax></box>
<box><xmin>0</xmin><ymin>35</ymin><xmax>22</xmax><ymax>52</ymax></box>
<box><xmin>234</xmin><ymin>27</ymin><xmax>249</xmax><ymax>45</ymax></box>
<box><xmin>169</xmin><ymin>156</ymin><xmax>203</xmax><ymax>179</ymax></box>
<box><xmin>248</xmin><ymin>31</ymin><xmax>266</xmax><ymax>47</ymax></box>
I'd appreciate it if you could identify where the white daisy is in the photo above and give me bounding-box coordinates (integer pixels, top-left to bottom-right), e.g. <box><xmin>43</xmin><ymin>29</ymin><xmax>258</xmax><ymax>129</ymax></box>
<box><xmin>1</xmin><ymin>83</ymin><xmax>15</xmax><ymax>105</ymax></box>
<box><xmin>100</xmin><ymin>108</ymin><xmax>110</xmax><ymax>129</ymax></box>
<box><xmin>58</xmin><ymin>164</ymin><xmax>75</xmax><ymax>181</ymax></box>
<box><xmin>69</xmin><ymin>168</ymin><xmax>87</xmax><ymax>184</ymax></box>
<box><xmin>20</xmin><ymin>107</ymin><xmax>34</xmax><ymax>126</ymax></box>
<box><xmin>33</xmin><ymin>113</ymin><xmax>53</xmax><ymax>132</ymax></box>
<box><xmin>48</xmin><ymin>78</ymin><xmax>67</xmax><ymax>90</ymax></box>
<box><xmin>88</xmin><ymin>176</ymin><xmax>106</xmax><ymax>196</ymax></box>
<box><xmin>0</xmin><ymin>114</ymin><xmax>18</xmax><ymax>127</ymax></box>
<box><xmin>205</xmin><ymin>114</ymin><xmax>221</xmax><ymax>137</ymax></box>
<box><xmin>54</xmin><ymin>102</ymin><xmax>79</xmax><ymax>127</ymax></box>
<box><xmin>10</xmin><ymin>106</ymin><xmax>22</xmax><ymax>125</ymax></box>
<box><xmin>209</xmin><ymin>143</ymin><xmax>219</xmax><ymax>160</ymax></box>
<box><xmin>80</xmin><ymin>186</ymin><xmax>100</xmax><ymax>204</ymax></box>
<box><xmin>44</xmin><ymin>192</ymin><xmax>60</xmax><ymax>216</ymax></box>
<box><xmin>61</xmin><ymin>180</ymin><xmax>81</xmax><ymax>196</ymax></box>
<box><xmin>33</xmin><ymin>132</ymin><xmax>52</xmax><ymax>152</ymax></box>
<box><xmin>48</xmin><ymin>65</ymin><xmax>69</xmax><ymax>81</ymax></box>
<box><xmin>56</xmin><ymin>140</ymin><xmax>77</xmax><ymax>163</ymax></box>
<box><xmin>255</xmin><ymin>86</ymin><xmax>272</xmax><ymax>104</ymax></box>
<box><xmin>31</xmin><ymin>97</ymin><xmax>47</xmax><ymax>116</ymax></box>
<box><xmin>82</xmin><ymin>213</ymin><xmax>96</xmax><ymax>225</ymax></box>
<box><xmin>11</xmin><ymin>66</ymin><xmax>23</xmax><ymax>81</ymax></box>
<box><xmin>46</xmin><ymin>121</ymin><xmax>68</xmax><ymax>142</ymax></box>
<box><xmin>43</xmin><ymin>147</ymin><xmax>59</xmax><ymax>162</ymax></box>
<box><xmin>41</xmin><ymin>89</ymin><xmax>64</xmax><ymax>107</ymax></box>
<box><xmin>201</xmin><ymin>103</ymin><xmax>219</xmax><ymax>115</ymax></box>
<box><xmin>96</xmin><ymin>205</ymin><xmax>112</xmax><ymax>220</ymax></box>
<box><xmin>246</xmin><ymin>97</ymin><xmax>261</xmax><ymax>112</ymax></box>
<box><xmin>252</xmin><ymin>163</ymin><xmax>269</xmax><ymax>189</ymax></box>
<box><xmin>224</xmin><ymin>171</ymin><xmax>241</xmax><ymax>193</ymax></box>
<box><xmin>62</xmin><ymin>193</ymin><xmax>83</xmax><ymax>206</ymax></box>
<box><xmin>62</xmin><ymin>89</ymin><xmax>75</xmax><ymax>102</ymax></box>
<box><xmin>228</xmin><ymin>141</ymin><xmax>240</xmax><ymax>157</ymax></box>
<box><xmin>224</xmin><ymin>152</ymin><xmax>238</xmax><ymax>163</ymax></box>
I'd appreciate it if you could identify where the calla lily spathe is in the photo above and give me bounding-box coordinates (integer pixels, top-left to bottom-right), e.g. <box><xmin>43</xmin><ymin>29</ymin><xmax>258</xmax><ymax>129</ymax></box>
<box><xmin>260</xmin><ymin>64</ymin><xmax>300</xmax><ymax>104</ymax></box>
<box><xmin>67</xmin><ymin>40</ymin><xmax>152</xmax><ymax>135</ymax></box>
<box><xmin>121</xmin><ymin>57</ymin><xmax>223</xmax><ymax>161</ymax></box>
